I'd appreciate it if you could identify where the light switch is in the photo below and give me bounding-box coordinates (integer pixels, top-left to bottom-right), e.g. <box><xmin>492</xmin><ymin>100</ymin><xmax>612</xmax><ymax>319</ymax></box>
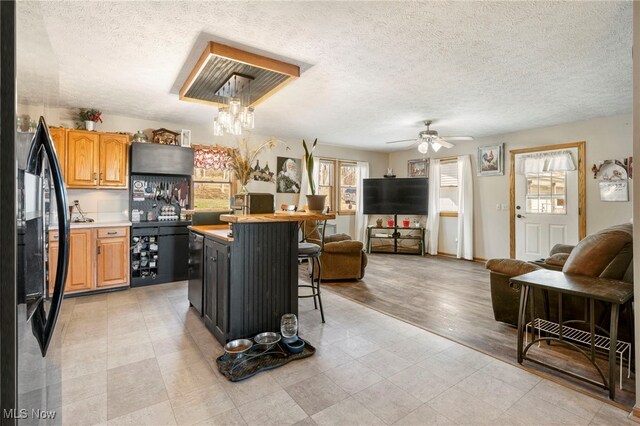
<box><xmin>496</xmin><ymin>203</ymin><xmax>501</xmax><ymax>210</ymax></box>
<box><xmin>502</xmin><ymin>203</ymin><xmax>508</xmax><ymax>210</ymax></box>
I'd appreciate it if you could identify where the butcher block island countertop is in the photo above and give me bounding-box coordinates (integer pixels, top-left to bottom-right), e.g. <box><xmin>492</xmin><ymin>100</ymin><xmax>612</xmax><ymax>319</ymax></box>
<box><xmin>220</xmin><ymin>211</ymin><xmax>335</xmax><ymax>223</ymax></box>
<box><xmin>188</xmin><ymin>224</ymin><xmax>233</xmax><ymax>241</ymax></box>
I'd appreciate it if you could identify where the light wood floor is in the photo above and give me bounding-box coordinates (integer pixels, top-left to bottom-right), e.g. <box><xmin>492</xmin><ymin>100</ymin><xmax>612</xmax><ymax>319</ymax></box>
<box><xmin>319</xmin><ymin>253</ymin><xmax>636</xmax><ymax>408</ymax></box>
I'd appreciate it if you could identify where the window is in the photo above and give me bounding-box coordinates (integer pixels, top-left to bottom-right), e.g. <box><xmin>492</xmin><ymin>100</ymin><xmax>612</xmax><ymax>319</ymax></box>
<box><xmin>317</xmin><ymin>158</ymin><xmax>359</xmax><ymax>214</ymax></box>
<box><xmin>525</xmin><ymin>171</ymin><xmax>566</xmax><ymax>214</ymax></box>
<box><xmin>439</xmin><ymin>159</ymin><xmax>459</xmax><ymax>214</ymax></box>
<box><xmin>193</xmin><ymin>146</ymin><xmax>232</xmax><ymax>209</ymax></box>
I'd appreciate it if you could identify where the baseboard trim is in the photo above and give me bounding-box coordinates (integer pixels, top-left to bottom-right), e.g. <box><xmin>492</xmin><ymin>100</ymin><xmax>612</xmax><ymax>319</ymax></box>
<box><xmin>436</xmin><ymin>252</ymin><xmax>486</xmax><ymax>263</ymax></box>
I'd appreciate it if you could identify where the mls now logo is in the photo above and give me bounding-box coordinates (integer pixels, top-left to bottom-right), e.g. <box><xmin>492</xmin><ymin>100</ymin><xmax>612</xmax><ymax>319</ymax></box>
<box><xmin>3</xmin><ymin>409</ymin><xmax>56</xmax><ymax>419</ymax></box>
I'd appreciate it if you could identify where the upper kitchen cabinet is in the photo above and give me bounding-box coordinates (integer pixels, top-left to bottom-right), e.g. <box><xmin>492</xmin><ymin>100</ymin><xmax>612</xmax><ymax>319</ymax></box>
<box><xmin>66</xmin><ymin>130</ymin><xmax>99</xmax><ymax>188</ymax></box>
<box><xmin>99</xmin><ymin>134</ymin><xmax>129</xmax><ymax>188</ymax></box>
<box><xmin>48</xmin><ymin>127</ymin><xmax>66</xmax><ymax>179</ymax></box>
<box><xmin>65</xmin><ymin>130</ymin><xmax>129</xmax><ymax>189</ymax></box>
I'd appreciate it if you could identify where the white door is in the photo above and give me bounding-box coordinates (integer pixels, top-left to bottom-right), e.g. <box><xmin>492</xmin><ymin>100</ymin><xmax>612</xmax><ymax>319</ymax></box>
<box><xmin>515</xmin><ymin>148</ymin><xmax>579</xmax><ymax>261</ymax></box>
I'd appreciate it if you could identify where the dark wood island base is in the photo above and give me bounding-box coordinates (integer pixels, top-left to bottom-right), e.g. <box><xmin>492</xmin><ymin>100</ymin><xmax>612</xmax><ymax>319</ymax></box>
<box><xmin>189</xmin><ymin>212</ymin><xmax>334</xmax><ymax>345</ymax></box>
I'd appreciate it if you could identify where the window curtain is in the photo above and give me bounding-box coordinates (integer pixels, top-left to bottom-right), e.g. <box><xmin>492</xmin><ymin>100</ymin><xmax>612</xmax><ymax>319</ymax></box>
<box><xmin>427</xmin><ymin>159</ymin><xmax>440</xmax><ymax>255</ymax></box>
<box><xmin>456</xmin><ymin>155</ymin><xmax>474</xmax><ymax>260</ymax></box>
<box><xmin>515</xmin><ymin>150</ymin><xmax>576</xmax><ymax>174</ymax></box>
<box><xmin>354</xmin><ymin>161</ymin><xmax>370</xmax><ymax>242</ymax></box>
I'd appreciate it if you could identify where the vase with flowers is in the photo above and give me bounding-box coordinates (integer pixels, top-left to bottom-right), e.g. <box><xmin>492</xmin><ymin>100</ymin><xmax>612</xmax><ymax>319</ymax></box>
<box><xmin>78</xmin><ymin>108</ymin><xmax>103</xmax><ymax>131</ymax></box>
<box><xmin>225</xmin><ymin>138</ymin><xmax>287</xmax><ymax>194</ymax></box>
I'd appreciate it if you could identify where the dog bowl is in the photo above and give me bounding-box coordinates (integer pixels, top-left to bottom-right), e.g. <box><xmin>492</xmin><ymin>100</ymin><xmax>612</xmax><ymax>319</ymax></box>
<box><xmin>224</xmin><ymin>339</ymin><xmax>253</xmax><ymax>359</ymax></box>
<box><xmin>283</xmin><ymin>338</ymin><xmax>305</xmax><ymax>354</ymax></box>
<box><xmin>254</xmin><ymin>332</ymin><xmax>281</xmax><ymax>350</ymax></box>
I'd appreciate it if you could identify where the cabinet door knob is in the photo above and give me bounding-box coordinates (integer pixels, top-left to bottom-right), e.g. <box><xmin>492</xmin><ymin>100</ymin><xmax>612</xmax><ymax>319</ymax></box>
<box><xmin>210</xmin><ymin>257</ymin><xmax>216</xmax><ymax>262</ymax></box>
<box><xmin>100</xmin><ymin>172</ymin><xmax>103</xmax><ymax>182</ymax></box>
<box><xmin>93</xmin><ymin>172</ymin><xmax>97</xmax><ymax>181</ymax></box>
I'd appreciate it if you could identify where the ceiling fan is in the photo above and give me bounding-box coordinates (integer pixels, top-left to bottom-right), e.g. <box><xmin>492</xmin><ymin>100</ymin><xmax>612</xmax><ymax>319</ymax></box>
<box><xmin>386</xmin><ymin>120</ymin><xmax>473</xmax><ymax>154</ymax></box>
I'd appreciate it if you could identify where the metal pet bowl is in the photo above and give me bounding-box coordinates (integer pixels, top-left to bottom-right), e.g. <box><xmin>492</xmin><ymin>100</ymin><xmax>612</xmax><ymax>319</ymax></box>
<box><xmin>224</xmin><ymin>339</ymin><xmax>253</xmax><ymax>359</ymax></box>
<box><xmin>254</xmin><ymin>332</ymin><xmax>281</xmax><ymax>350</ymax></box>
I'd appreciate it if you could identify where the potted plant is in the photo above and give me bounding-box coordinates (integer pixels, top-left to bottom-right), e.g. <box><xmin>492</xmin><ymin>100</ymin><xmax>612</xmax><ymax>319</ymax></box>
<box><xmin>78</xmin><ymin>108</ymin><xmax>102</xmax><ymax>131</ymax></box>
<box><xmin>303</xmin><ymin>138</ymin><xmax>326</xmax><ymax>212</ymax></box>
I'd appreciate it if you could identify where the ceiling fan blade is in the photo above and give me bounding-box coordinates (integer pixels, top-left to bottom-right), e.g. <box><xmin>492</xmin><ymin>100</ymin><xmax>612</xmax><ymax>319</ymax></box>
<box><xmin>441</xmin><ymin>136</ymin><xmax>474</xmax><ymax>141</ymax></box>
<box><xmin>385</xmin><ymin>138</ymin><xmax>417</xmax><ymax>144</ymax></box>
<box><xmin>435</xmin><ymin>139</ymin><xmax>455</xmax><ymax>149</ymax></box>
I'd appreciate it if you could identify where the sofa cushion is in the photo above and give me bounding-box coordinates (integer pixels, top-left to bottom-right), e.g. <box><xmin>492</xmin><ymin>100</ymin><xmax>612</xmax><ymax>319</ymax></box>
<box><xmin>562</xmin><ymin>223</ymin><xmax>633</xmax><ymax>277</ymax></box>
<box><xmin>324</xmin><ymin>233</ymin><xmax>352</xmax><ymax>244</ymax></box>
<box><xmin>324</xmin><ymin>240</ymin><xmax>363</xmax><ymax>253</ymax></box>
<box><xmin>545</xmin><ymin>253</ymin><xmax>570</xmax><ymax>267</ymax></box>
<box><xmin>485</xmin><ymin>258</ymin><xmax>541</xmax><ymax>277</ymax></box>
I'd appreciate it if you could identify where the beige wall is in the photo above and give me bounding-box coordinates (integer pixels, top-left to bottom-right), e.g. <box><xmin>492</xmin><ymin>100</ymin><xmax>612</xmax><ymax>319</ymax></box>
<box><xmin>632</xmin><ymin>0</ymin><xmax>640</xmax><ymax>411</ymax></box>
<box><xmin>388</xmin><ymin>113</ymin><xmax>633</xmax><ymax>260</ymax></box>
<box><xmin>19</xmin><ymin>105</ymin><xmax>388</xmax><ymax>234</ymax></box>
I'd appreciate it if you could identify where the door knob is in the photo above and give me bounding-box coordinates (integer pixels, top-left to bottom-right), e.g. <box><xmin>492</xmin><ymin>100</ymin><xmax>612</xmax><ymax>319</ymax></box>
<box><xmin>517</xmin><ymin>214</ymin><xmax>525</xmax><ymax>219</ymax></box>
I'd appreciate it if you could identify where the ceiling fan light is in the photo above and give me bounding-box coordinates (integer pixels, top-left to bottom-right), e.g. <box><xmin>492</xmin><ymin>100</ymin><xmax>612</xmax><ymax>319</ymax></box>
<box><xmin>431</xmin><ymin>142</ymin><xmax>442</xmax><ymax>152</ymax></box>
<box><xmin>418</xmin><ymin>142</ymin><xmax>430</xmax><ymax>154</ymax></box>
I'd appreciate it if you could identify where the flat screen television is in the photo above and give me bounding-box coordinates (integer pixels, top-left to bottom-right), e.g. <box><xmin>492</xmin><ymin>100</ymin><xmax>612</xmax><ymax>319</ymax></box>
<box><xmin>363</xmin><ymin>178</ymin><xmax>428</xmax><ymax>215</ymax></box>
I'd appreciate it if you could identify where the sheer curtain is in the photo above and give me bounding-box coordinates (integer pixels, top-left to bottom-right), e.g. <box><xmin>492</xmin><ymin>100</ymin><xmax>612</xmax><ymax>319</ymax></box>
<box><xmin>427</xmin><ymin>159</ymin><xmax>440</xmax><ymax>255</ymax></box>
<box><xmin>515</xmin><ymin>150</ymin><xmax>576</xmax><ymax>174</ymax></box>
<box><xmin>354</xmin><ymin>162</ymin><xmax>369</xmax><ymax>242</ymax></box>
<box><xmin>456</xmin><ymin>155</ymin><xmax>474</xmax><ymax>260</ymax></box>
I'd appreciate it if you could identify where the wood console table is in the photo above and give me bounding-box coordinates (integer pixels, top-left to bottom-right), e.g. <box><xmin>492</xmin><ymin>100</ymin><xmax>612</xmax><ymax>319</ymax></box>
<box><xmin>511</xmin><ymin>269</ymin><xmax>633</xmax><ymax>400</ymax></box>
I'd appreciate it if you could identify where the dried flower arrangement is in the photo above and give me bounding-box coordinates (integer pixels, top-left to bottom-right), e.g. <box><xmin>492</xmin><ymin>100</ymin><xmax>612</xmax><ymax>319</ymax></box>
<box><xmin>224</xmin><ymin>138</ymin><xmax>288</xmax><ymax>192</ymax></box>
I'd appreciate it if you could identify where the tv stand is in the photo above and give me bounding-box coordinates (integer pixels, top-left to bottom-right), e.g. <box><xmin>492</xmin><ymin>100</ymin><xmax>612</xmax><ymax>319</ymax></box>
<box><xmin>366</xmin><ymin>216</ymin><xmax>425</xmax><ymax>256</ymax></box>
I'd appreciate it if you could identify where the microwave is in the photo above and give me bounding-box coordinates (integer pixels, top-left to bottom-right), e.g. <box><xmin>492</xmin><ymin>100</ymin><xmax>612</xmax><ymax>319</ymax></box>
<box><xmin>233</xmin><ymin>193</ymin><xmax>274</xmax><ymax>215</ymax></box>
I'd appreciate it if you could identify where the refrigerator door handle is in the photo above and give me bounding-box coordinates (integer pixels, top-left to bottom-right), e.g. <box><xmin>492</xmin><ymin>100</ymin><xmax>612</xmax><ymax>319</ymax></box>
<box><xmin>26</xmin><ymin>117</ymin><xmax>70</xmax><ymax>356</ymax></box>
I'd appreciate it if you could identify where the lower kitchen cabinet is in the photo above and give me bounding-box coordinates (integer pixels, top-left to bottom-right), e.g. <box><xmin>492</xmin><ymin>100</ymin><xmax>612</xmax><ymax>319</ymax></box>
<box><xmin>49</xmin><ymin>226</ymin><xmax>130</xmax><ymax>295</ymax></box>
<box><xmin>97</xmin><ymin>228</ymin><xmax>130</xmax><ymax>288</ymax></box>
<box><xmin>203</xmin><ymin>237</ymin><xmax>230</xmax><ymax>344</ymax></box>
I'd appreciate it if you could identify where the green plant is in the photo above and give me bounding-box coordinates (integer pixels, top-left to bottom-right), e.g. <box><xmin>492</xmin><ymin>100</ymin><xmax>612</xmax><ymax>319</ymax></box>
<box><xmin>78</xmin><ymin>108</ymin><xmax>103</xmax><ymax>123</ymax></box>
<box><xmin>302</xmin><ymin>138</ymin><xmax>318</xmax><ymax>195</ymax></box>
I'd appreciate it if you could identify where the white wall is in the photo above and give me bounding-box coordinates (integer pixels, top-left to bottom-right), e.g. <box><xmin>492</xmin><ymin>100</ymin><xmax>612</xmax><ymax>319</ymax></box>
<box><xmin>20</xmin><ymin>104</ymin><xmax>388</xmax><ymax>235</ymax></box>
<box><xmin>389</xmin><ymin>113</ymin><xmax>633</xmax><ymax>260</ymax></box>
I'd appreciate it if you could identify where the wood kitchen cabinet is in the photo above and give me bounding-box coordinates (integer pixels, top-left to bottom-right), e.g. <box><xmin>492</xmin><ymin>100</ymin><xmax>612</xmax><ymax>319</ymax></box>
<box><xmin>66</xmin><ymin>130</ymin><xmax>100</xmax><ymax>188</ymax></box>
<box><xmin>203</xmin><ymin>237</ymin><xmax>230</xmax><ymax>344</ymax></box>
<box><xmin>48</xmin><ymin>127</ymin><xmax>66</xmax><ymax>179</ymax></box>
<box><xmin>49</xmin><ymin>229</ymin><xmax>94</xmax><ymax>294</ymax></box>
<box><xmin>99</xmin><ymin>134</ymin><xmax>128</xmax><ymax>187</ymax></box>
<box><xmin>97</xmin><ymin>227</ymin><xmax>130</xmax><ymax>287</ymax></box>
<box><xmin>62</xmin><ymin>129</ymin><xmax>129</xmax><ymax>189</ymax></box>
<box><xmin>49</xmin><ymin>226</ymin><xmax>130</xmax><ymax>295</ymax></box>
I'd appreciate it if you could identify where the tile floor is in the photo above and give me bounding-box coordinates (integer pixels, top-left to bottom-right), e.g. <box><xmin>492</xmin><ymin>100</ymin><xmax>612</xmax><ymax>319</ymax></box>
<box><xmin>53</xmin><ymin>281</ymin><xmax>635</xmax><ymax>425</ymax></box>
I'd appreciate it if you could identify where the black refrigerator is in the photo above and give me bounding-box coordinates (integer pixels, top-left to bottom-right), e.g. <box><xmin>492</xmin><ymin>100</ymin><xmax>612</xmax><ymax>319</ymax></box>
<box><xmin>1</xmin><ymin>2</ymin><xmax>71</xmax><ymax>423</ymax></box>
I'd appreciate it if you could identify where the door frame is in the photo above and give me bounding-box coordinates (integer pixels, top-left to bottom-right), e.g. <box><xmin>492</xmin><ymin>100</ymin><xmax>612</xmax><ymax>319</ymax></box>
<box><xmin>509</xmin><ymin>141</ymin><xmax>586</xmax><ymax>258</ymax></box>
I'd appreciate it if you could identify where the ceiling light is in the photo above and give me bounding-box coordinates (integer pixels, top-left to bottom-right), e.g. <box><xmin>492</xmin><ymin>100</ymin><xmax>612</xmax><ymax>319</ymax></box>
<box><xmin>180</xmin><ymin>42</ymin><xmax>300</xmax><ymax>137</ymax></box>
<box><xmin>418</xmin><ymin>142</ymin><xmax>430</xmax><ymax>154</ymax></box>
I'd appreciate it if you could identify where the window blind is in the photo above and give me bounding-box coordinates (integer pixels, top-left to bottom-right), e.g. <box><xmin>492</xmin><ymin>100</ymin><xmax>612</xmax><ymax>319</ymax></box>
<box><xmin>440</xmin><ymin>160</ymin><xmax>458</xmax><ymax>187</ymax></box>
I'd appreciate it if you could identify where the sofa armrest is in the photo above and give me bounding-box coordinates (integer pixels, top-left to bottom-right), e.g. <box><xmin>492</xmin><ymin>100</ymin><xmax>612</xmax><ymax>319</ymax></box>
<box><xmin>485</xmin><ymin>258</ymin><xmax>541</xmax><ymax>277</ymax></box>
<box><xmin>324</xmin><ymin>240</ymin><xmax>363</xmax><ymax>253</ymax></box>
<box><xmin>324</xmin><ymin>233</ymin><xmax>352</xmax><ymax>244</ymax></box>
<box><xmin>549</xmin><ymin>244</ymin><xmax>574</xmax><ymax>256</ymax></box>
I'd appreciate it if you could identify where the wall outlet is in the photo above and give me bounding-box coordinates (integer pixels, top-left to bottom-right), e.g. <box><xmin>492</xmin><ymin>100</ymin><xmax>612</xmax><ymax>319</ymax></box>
<box><xmin>502</xmin><ymin>203</ymin><xmax>508</xmax><ymax>210</ymax></box>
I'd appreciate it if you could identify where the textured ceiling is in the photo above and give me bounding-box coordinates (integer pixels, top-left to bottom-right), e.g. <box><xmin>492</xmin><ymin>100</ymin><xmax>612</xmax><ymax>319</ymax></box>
<box><xmin>16</xmin><ymin>1</ymin><xmax>632</xmax><ymax>151</ymax></box>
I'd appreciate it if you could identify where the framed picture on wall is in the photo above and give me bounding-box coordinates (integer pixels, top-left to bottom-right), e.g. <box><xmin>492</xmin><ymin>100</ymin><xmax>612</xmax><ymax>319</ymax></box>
<box><xmin>477</xmin><ymin>143</ymin><xmax>504</xmax><ymax>176</ymax></box>
<box><xmin>408</xmin><ymin>159</ymin><xmax>429</xmax><ymax>177</ymax></box>
<box><xmin>180</xmin><ymin>129</ymin><xmax>191</xmax><ymax>147</ymax></box>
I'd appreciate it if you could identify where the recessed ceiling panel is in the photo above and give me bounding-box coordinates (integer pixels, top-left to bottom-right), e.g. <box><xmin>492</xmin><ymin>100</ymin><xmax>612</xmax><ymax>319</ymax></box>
<box><xmin>179</xmin><ymin>42</ymin><xmax>299</xmax><ymax>108</ymax></box>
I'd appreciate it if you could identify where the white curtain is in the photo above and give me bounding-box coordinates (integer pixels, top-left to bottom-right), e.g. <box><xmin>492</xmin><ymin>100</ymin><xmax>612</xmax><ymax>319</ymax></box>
<box><xmin>297</xmin><ymin>162</ymin><xmax>309</xmax><ymax>211</ymax></box>
<box><xmin>515</xmin><ymin>150</ymin><xmax>576</xmax><ymax>174</ymax></box>
<box><xmin>354</xmin><ymin>162</ymin><xmax>369</xmax><ymax>242</ymax></box>
<box><xmin>427</xmin><ymin>159</ymin><xmax>440</xmax><ymax>255</ymax></box>
<box><xmin>456</xmin><ymin>155</ymin><xmax>474</xmax><ymax>260</ymax></box>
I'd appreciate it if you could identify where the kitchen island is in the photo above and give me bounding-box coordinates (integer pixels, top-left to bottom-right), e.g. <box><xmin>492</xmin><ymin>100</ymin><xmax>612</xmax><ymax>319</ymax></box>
<box><xmin>188</xmin><ymin>212</ymin><xmax>334</xmax><ymax>344</ymax></box>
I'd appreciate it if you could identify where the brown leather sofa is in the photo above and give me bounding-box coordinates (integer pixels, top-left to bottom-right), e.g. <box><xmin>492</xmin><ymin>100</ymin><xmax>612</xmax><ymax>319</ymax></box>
<box><xmin>486</xmin><ymin>223</ymin><xmax>633</xmax><ymax>341</ymax></box>
<box><xmin>303</xmin><ymin>223</ymin><xmax>367</xmax><ymax>281</ymax></box>
<box><xmin>314</xmin><ymin>233</ymin><xmax>368</xmax><ymax>281</ymax></box>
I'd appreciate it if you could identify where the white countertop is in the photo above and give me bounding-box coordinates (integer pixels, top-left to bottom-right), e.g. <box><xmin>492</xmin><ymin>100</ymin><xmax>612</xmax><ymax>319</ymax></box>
<box><xmin>49</xmin><ymin>221</ymin><xmax>132</xmax><ymax>230</ymax></box>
